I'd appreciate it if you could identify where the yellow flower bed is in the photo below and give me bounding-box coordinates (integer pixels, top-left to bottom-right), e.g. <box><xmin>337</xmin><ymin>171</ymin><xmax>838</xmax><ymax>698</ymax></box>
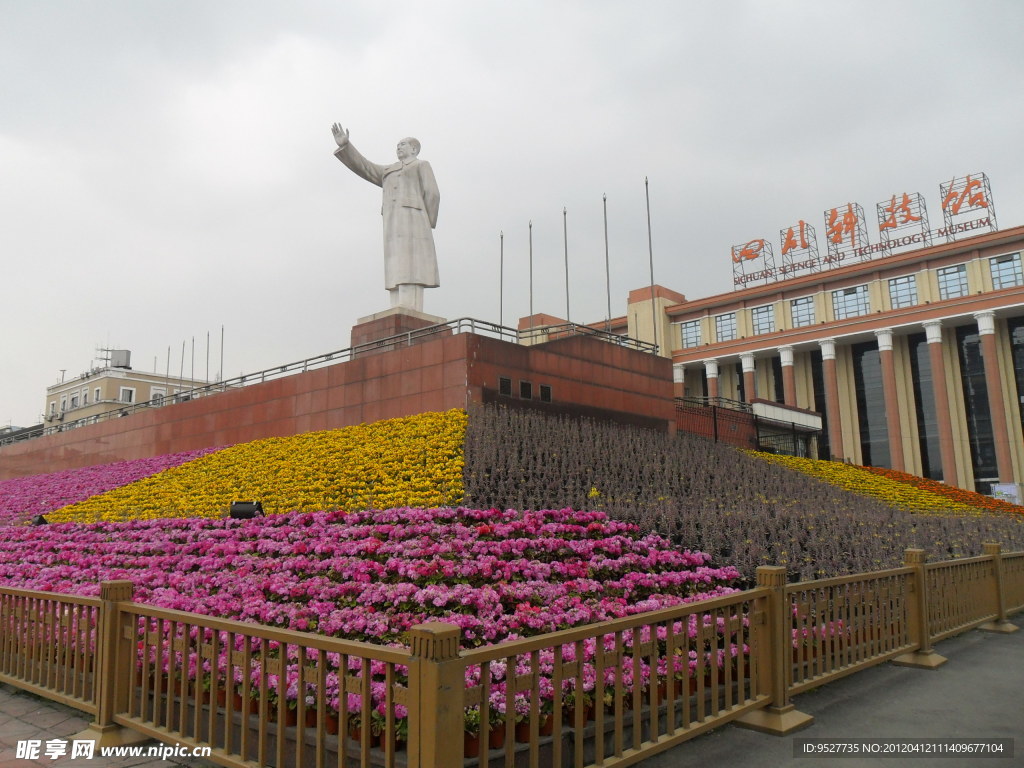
<box><xmin>48</xmin><ymin>410</ymin><xmax>467</xmax><ymax>523</ymax></box>
<box><xmin>748</xmin><ymin>452</ymin><xmax>983</xmax><ymax>516</ymax></box>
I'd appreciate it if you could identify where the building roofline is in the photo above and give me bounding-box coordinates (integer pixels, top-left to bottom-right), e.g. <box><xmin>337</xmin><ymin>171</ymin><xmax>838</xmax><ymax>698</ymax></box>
<box><xmin>664</xmin><ymin>223</ymin><xmax>1024</xmax><ymax>317</ymax></box>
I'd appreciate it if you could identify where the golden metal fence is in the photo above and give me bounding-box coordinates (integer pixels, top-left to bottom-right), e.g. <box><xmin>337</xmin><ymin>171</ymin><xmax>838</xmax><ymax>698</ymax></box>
<box><xmin>0</xmin><ymin>586</ymin><xmax>100</xmax><ymax>715</ymax></box>
<box><xmin>1</xmin><ymin>543</ymin><xmax>1020</xmax><ymax>768</ymax></box>
<box><xmin>786</xmin><ymin>568</ymin><xmax>914</xmax><ymax>694</ymax></box>
<box><xmin>1004</xmin><ymin>551</ymin><xmax>1024</xmax><ymax>613</ymax></box>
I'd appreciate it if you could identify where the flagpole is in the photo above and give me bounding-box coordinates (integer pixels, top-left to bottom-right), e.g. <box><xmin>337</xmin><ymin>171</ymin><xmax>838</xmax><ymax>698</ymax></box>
<box><xmin>499</xmin><ymin>231</ymin><xmax>504</xmax><ymax>329</ymax></box>
<box><xmin>645</xmin><ymin>177</ymin><xmax>658</xmax><ymax>354</ymax></box>
<box><xmin>563</xmin><ymin>207</ymin><xmax>570</xmax><ymax>323</ymax></box>
<box><xmin>603</xmin><ymin>193</ymin><xmax>611</xmax><ymax>333</ymax></box>
<box><xmin>529</xmin><ymin>221</ymin><xmax>534</xmax><ymax>331</ymax></box>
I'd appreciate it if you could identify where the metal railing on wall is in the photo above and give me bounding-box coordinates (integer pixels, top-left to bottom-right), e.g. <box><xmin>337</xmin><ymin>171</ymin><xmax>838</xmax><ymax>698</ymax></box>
<box><xmin>2</xmin><ymin>545</ymin><xmax>1019</xmax><ymax>767</ymax></box>
<box><xmin>3</xmin><ymin>319</ymin><xmax>657</xmax><ymax>448</ymax></box>
<box><xmin>674</xmin><ymin>398</ymin><xmax>819</xmax><ymax>458</ymax></box>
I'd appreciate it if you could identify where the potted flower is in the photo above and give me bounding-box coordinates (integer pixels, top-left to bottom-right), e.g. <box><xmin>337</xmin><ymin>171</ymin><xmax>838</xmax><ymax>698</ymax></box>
<box><xmin>463</xmin><ymin>707</ymin><xmax>482</xmax><ymax>758</ymax></box>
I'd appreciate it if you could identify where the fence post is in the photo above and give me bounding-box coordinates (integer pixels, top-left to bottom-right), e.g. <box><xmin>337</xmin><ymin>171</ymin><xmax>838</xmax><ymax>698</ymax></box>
<box><xmin>735</xmin><ymin>566</ymin><xmax>813</xmax><ymax>735</ymax></box>
<box><xmin>979</xmin><ymin>543</ymin><xmax>1020</xmax><ymax>633</ymax></box>
<box><xmin>75</xmin><ymin>580</ymin><xmax>148</xmax><ymax>747</ymax></box>
<box><xmin>407</xmin><ymin>622</ymin><xmax>464</xmax><ymax>768</ymax></box>
<box><xmin>893</xmin><ymin>549</ymin><xmax>947</xmax><ymax>668</ymax></box>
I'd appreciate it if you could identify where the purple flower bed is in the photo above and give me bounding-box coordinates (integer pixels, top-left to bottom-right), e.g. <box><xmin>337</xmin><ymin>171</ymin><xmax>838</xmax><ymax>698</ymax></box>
<box><xmin>0</xmin><ymin>448</ymin><xmax>222</xmax><ymax>524</ymax></box>
<box><xmin>0</xmin><ymin>506</ymin><xmax>739</xmax><ymax>642</ymax></box>
<box><xmin>0</xmin><ymin>506</ymin><xmax>744</xmax><ymax>732</ymax></box>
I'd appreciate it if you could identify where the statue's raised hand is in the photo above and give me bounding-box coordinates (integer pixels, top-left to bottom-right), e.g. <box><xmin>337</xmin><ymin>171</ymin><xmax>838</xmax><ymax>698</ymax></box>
<box><xmin>332</xmin><ymin>123</ymin><xmax>350</xmax><ymax>149</ymax></box>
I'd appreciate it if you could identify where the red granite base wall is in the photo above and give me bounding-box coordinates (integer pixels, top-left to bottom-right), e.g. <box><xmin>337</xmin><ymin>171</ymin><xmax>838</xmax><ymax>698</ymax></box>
<box><xmin>0</xmin><ymin>335</ymin><xmax>475</xmax><ymax>479</ymax></box>
<box><xmin>0</xmin><ymin>333</ymin><xmax>675</xmax><ymax>478</ymax></box>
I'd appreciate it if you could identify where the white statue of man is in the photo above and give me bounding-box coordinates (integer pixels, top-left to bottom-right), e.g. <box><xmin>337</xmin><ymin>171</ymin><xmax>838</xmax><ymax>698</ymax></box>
<box><xmin>332</xmin><ymin>123</ymin><xmax>440</xmax><ymax>312</ymax></box>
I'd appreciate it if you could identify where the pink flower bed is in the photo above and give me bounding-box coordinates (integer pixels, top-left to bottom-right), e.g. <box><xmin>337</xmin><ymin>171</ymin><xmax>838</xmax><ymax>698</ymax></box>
<box><xmin>0</xmin><ymin>506</ymin><xmax>743</xmax><ymax>727</ymax></box>
<box><xmin>0</xmin><ymin>448</ymin><xmax>221</xmax><ymax>524</ymax></box>
<box><xmin>0</xmin><ymin>507</ymin><xmax>739</xmax><ymax>640</ymax></box>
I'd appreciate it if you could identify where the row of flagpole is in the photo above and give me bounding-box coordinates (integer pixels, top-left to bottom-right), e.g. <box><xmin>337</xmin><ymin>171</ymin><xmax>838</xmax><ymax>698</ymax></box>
<box><xmin>498</xmin><ymin>179</ymin><xmax>659</xmax><ymax>352</ymax></box>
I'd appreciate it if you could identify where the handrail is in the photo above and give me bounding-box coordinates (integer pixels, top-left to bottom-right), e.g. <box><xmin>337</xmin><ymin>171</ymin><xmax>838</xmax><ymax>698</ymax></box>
<box><xmin>677</xmin><ymin>395</ymin><xmax>753</xmax><ymax>413</ymax></box>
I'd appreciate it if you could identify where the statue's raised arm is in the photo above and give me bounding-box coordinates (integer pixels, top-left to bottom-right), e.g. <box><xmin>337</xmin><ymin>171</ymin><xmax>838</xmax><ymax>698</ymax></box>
<box><xmin>330</xmin><ymin>123</ymin><xmax>440</xmax><ymax>313</ymax></box>
<box><xmin>331</xmin><ymin>122</ymin><xmax>350</xmax><ymax>150</ymax></box>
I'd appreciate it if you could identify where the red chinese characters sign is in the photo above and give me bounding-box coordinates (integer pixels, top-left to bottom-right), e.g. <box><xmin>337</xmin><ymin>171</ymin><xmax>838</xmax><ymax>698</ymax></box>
<box><xmin>875</xmin><ymin>191</ymin><xmax>931</xmax><ymax>254</ymax></box>
<box><xmin>823</xmin><ymin>202</ymin><xmax>868</xmax><ymax>263</ymax></box>
<box><xmin>729</xmin><ymin>172</ymin><xmax>997</xmax><ymax>290</ymax></box>
<box><xmin>731</xmin><ymin>238</ymin><xmax>776</xmax><ymax>286</ymax></box>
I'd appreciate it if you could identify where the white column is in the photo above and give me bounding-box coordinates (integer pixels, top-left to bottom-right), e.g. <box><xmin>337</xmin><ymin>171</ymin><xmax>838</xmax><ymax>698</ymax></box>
<box><xmin>703</xmin><ymin>358</ymin><xmax>720</xmax><ymax>399</ymax></box>
<box><xmin>922</xmin><ymin>320</ymin><xmax>958</xmax><ymax>485</ymax></box>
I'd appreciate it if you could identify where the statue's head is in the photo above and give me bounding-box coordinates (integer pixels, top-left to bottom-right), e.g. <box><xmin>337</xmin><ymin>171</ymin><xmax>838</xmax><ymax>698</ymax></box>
<box><xmin>396</xmin><ymin>137</ymin><xmax>420</xmax><ymax>161</ymax></box>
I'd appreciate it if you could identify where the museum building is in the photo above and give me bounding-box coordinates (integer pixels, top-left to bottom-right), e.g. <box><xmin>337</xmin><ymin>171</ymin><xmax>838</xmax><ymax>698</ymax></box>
<box><xmin>643</xmin><ymin>224</ymin><xmax>1024</xmax><ymax>494</ymax></box>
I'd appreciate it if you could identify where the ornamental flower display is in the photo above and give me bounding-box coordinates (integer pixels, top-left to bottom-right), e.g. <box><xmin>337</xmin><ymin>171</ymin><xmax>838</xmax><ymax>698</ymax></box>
<box><xmin>464</xmin><ymin>406</ymin><xmax>1024</xmax><ymax>579</ymax></box>
<box><xmin>0</xmin><ymin>448</ymin><xmax>220</xmax><ymax>525</ymax></box>
<box><xmin>46</xmin><ymin>410</ymin><xmax>466</xmax><ymax>523</ymax></box>
<box><xmin>0</xmin><ymin>507</ymin><xmax>739</xmax><ymax>641</ymax></box>
<box><xmin>858</xmin><ymin>465</ymin><xmax>1024</xmax><ymax>518</ymax></box>
<box><xmin>0</xmin><ymin>506</ymin><xmax>742</xmax><ymax>726</ymax></box>
<box><xmin>748</xmin><ymin>452</ymin><xmax>988</xmax><ymax>516</ymax></box>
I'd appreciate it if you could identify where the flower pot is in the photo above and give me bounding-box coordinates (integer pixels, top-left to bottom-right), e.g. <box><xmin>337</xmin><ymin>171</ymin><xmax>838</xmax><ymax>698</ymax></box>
<box><xmin>539</xmin><ymin>715</ymin><xmax>554</xmax><ymax>736</ymax></box>
<box><xmin>305</xmin><ymin>708</ymin><xmax>319</xmax><ymax>728</ymax></box>
<box><xmin>688</xmin><ymin>675</ymin><xmax>712</xmax><ymax>695</ymax></box>
<box><xmin>348</xmin><ymin>725</ymin><xmax>379</xmax><ymax>747</ymax></box>
<box><xmin>464</xmin><ymin>733</ymin><xmax>480</xmax><ymax>758</ymax></box>
<box><xmin>324</xmin><ymin>713</ymin><xmax>339</xmax><ymax>735</ymax></box>
<box><xmin>563</xmin><ymin>704</ymin><xmax>595</xmax><ymax>724</ymax></box>
<box><xmin>488</xmin><ymin>726</ymin><xmax>506</xmax><ymax>749</ymax></box>
<box><xmin>515</xmin><ymin>721</ymin><xmax>531</xmax><ymax>743</ymax></box>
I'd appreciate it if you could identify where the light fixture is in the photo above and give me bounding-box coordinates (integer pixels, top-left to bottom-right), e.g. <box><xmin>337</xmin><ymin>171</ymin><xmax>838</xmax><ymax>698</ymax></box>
<box><xmin>229</xmin><ymin>501</ymin><xmax>264</xmax><ymax>519</ymax></box>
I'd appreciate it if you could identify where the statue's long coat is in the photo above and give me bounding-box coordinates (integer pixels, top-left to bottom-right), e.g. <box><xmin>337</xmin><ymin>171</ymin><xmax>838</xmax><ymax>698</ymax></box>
<box><xmin>334</xmin><ymin>143</ymin><xmax>440</xmax><ymax>289</ymax></box>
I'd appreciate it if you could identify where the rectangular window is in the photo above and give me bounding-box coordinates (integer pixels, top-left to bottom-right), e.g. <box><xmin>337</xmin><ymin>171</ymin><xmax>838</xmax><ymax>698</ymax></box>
<box><xmin>498</xmin><ymin>377</ymin><xmax>512</xmax><ymax>396</ymax></box>
<box><xmin>936</xmin><ymin>264</ymin><xmax>968</xmax><ymax>300</ymax></box>
<box><xmin>539</xmin><ymin>384</ymin><xmax>552</xmax><ymax>402</ymax></box>
<box><xmin>852</xmin><ymin>341</ymin><xmax>891</xmax><ymax>468</ymax></box>
<box><xmin>790</xmin><ymin>296</ymin><xmax>815</xmax><ymax>328</ymax></box>
<box><xmin>715</xmin><ymin>312</ymin><xmax>736</xmax><ymax>342</ymax></box>
<box><xmin>94</xmin><ymin>387</ymin><xmax>102</xmax><ymax>403</ymax></box>
<box><xmin>151</xmin><ymin>387</ymin><xmax>166</xmax><ymax>405</ymax></box>
<box><xmin>81</xmin><ymin>389</ymin><xmax>88</xmax><ymax>405</ymax></box>
<box><xmin>49</xmin><ymin>402</ymin><xmax>57</xmax><ymax>416</ymax></box>
<box><xmin>751</xmin><ymin>304</ymin><xmax>775</xmax><ymax>335</ymax></box>
<box><xmin>69</xmin><ymin>394</ymin><xmax>79</xmax><ymax>409</ymax></box>
<box><xmin>990</xmin><ymin>252</ymin><xmax>1023</xmax><ymax>289</ymax></box>
<box><xmin>119</xmin><ymin>387</ymin><xmax>135</xmax><ymax>404</ymax></box>
<box><xmin>60</xmin><ymin>396</ymin><xmax>67</xmax><ymax>412</ymax></box>
<box><xmin>957</xmin><ymin>325</ymin><xmax>998</xmax><ymax>493</ymax></box>
<box><xmin>519</xmin><ymin>380</ymin><xmax>533</xmax><ymax>399</ymax></box>
<box><xmin>832</xmin><ymin>285</ymin><xmax>870</xmax><ymax>320</ymax></box>
<box><xmin>888</xmin><ymin>275</ymin><xmax>918</xmax><ymax>309</ymax></box>
<box><xmin>680</xmin><ymin>320</ymin><xmax>701</xmax><ymax>348</ymax></box>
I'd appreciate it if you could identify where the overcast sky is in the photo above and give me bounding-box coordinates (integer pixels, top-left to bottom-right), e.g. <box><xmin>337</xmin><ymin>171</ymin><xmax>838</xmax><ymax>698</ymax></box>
<box><xmin>2</xmin><ymin>1</ymin><xmax>1022</xmax><ymax>428</ymax></box>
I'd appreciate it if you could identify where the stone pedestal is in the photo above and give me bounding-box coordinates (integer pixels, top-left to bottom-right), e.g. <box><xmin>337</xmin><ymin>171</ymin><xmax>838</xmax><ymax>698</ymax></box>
<box><xmin>350</xmin><ymin>308</ymin><xmax>450</xmax><ymax>357</ymax></box>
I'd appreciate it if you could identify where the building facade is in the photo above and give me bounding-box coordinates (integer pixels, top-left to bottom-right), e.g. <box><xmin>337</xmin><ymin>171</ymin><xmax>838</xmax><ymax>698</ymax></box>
<box><xmin>44</xmin><ymin>351</ymin><xmax>212</xmax><ymax>428</ymax></box>
<box><xmin>624</xmin><ymin>225</ymin><xmax>1024</xmax><ymax>494</ymax></box>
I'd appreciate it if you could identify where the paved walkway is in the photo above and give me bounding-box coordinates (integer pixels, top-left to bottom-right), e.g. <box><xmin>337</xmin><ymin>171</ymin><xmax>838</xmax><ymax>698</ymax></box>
<box><xmin>0</xmin><ymin>625</ymin><xmax>1020</xmax><ymax>767</ymax></box>
<box><xmin>642</xmin><ymin>623</ymin><xmax>1023</xmax><ymax>768</ymax></box>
